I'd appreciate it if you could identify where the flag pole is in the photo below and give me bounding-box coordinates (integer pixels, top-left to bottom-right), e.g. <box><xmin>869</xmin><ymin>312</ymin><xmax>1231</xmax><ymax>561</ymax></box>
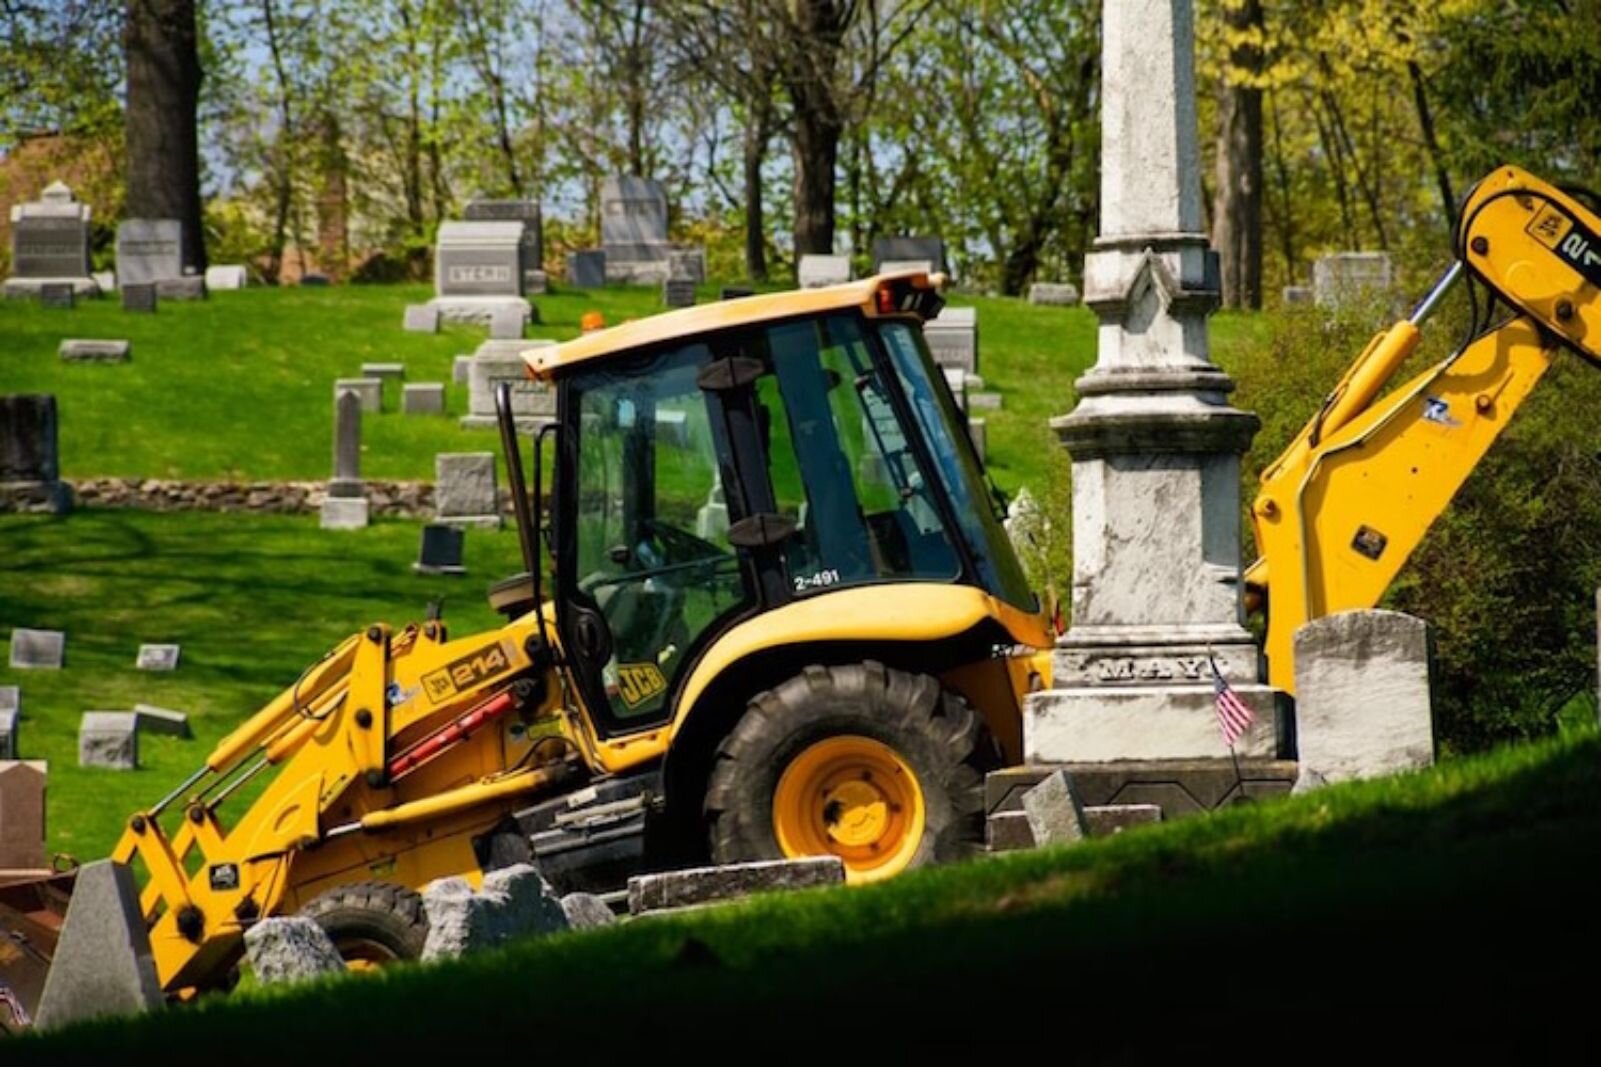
<box><xmin>1208</xmin><ymin>646</ymin><xmax>1252</xmax><ymax>805</ymax></box>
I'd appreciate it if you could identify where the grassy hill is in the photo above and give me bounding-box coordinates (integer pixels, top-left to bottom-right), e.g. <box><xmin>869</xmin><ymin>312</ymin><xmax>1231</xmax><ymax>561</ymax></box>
<box><xmin>16</xmin><ymin>723</ymin><xmax>1600</xmax><ymax>1058</ymax></box>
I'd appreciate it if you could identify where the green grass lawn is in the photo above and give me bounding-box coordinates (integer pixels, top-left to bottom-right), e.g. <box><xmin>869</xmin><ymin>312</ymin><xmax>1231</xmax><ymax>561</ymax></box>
<box><xmin>0</xmin><ymin>281</ymin><xmax>1269</xmax><ymax>496</ymax></box>
<box><xmin>18</xmin><ymin>723</ymin><xmax>1600</xmax><ymax>1056</ymax></box>
<box><xmin>0</xmin><ymin>509</ymin><xmax>529</xmax><ymax>859</ymax></box>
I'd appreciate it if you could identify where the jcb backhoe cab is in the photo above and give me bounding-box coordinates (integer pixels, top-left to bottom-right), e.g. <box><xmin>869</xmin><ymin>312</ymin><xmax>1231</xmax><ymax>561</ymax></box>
<box><xmin>7</xmin><ymin>272</ymin><xmax>1052</xmax><ymax>1014</ymax></box>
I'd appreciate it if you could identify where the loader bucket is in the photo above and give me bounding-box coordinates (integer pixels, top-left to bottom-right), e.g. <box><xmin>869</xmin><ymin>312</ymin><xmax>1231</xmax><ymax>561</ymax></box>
<box><xmin>0</xmin><ymin>869</ymin><xmax>76</xmax><ymax>1033</ymax></box>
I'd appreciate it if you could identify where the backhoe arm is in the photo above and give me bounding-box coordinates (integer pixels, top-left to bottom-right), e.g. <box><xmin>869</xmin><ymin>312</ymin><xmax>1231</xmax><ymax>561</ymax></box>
<box><xmin>1248</xmin><ymin>165</ymin><xmax>1601</xmax><ymax>694</ymax></box>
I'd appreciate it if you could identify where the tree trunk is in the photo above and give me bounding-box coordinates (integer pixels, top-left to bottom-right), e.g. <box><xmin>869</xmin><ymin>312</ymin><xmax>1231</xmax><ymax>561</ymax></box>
<box><xmin>1211</xmin><ymin>0</ymin><xmax>1263</xmax><ymax>309</ymax></box>
<box><xmin>317</xmin><ymin>114</ymin><xmax>350</xmax><ymax>282</ymax></box>
<box><xmin>791</xmin><ymin>113</ymin><xmax>840</xmax><ymax>256</ymax></box>
<box><xmin>1408</xmin><ymin>59</ymin><xmax>1456</xmax><ymax>225</ymax></box>
<box><xmin>124</xmin><ymin>0</ymin><xmax>206</xmax><ymax>273</ymax></box>
<box><xmin>742</xmin><ymin>108</ymin><xmax>769</xmax><ymax>281</ymax></box>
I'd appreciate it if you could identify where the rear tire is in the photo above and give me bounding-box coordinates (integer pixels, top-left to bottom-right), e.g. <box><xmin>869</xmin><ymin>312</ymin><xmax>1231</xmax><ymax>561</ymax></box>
<box><xmin>301</xmin><ymin>881</ymin><xmax>428</xmax><ymax>969</ymax></box>
<box><xmin>704</xmin><ymin>661</ymin><xmax>996</xmax><ymax>883</ymax></box>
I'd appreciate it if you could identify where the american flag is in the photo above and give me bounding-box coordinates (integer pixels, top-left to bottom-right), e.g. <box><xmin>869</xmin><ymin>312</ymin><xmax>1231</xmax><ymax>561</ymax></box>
<box><xmin>1210</xmin><ymin>656</ymin><xmax>1256</xmax><ymax>748</ymax></box>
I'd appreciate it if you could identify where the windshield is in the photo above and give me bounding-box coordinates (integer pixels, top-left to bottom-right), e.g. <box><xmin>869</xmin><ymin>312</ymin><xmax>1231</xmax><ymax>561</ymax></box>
<box><xmin>878</xmin><ymin>320</ymin><xmax>1037</xmax><ymax>612</ymax></box>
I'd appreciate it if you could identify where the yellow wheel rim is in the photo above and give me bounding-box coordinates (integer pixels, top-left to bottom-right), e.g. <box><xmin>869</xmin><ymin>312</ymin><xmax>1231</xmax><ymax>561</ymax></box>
<box><xmin>772</xmin><ymin>735</ymin><xmax>926</xmax><ymax>884</ymax></box>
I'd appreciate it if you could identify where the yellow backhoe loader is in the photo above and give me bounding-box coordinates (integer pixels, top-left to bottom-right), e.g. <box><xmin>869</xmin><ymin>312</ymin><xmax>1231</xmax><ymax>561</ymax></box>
<box><xmin>2</xmin><ymin>163</ymin><xmax>1598</xmax><ymax>1025</ymax></box>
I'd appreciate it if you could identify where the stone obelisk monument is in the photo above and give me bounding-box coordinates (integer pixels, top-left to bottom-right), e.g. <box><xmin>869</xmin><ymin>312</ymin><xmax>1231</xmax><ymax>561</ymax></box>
<box><xmin>1024</xmin><ymin>0</ymin><xmax>1287</xmax><ymax>764</ymax></box>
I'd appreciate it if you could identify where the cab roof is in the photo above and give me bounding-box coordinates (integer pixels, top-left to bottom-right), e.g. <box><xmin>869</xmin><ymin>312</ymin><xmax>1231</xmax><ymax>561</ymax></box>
<box><xmin>523</xmin><ymin>270</ymin><xmax>944</xmax><ymax>381</ymax></box>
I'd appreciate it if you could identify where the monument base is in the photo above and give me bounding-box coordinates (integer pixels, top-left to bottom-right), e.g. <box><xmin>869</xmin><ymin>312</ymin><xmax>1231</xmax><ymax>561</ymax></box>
<box><xmin>0</xmin><ymin>480</ymin><xmax>72</xmax><ymax>515</ymax></box>
<box><xmin>319</xmin><ymin>498</ymin><xmax>369</xmax><ymax>530</ymax></box>
<box><xmin>433</xmin><ymin>514</ymin><xmax>502</xmax><ymax>530</ymax></box>
<box><xmin>428</xmin><ymin>297</ymin><xmax>530</xmax><ymax>327</ymax></box>
<box><xmin>458</xmin><ymin>415</ymin><xmax>554</xmax><ymax>433</ymax></box>
<box><xmin>3</xmin><ymin>278</ymin><xmax>100</xmax><ymax>298</ymax></box>
<box><xmin>1024</xmin><ymin>680</ymin><xmax>1291</xmax><ymax>762</ymax></box>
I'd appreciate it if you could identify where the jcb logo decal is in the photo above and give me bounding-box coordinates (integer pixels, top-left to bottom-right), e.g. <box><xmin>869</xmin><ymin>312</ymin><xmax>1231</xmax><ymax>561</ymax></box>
<box><xmin>423</xmin><ymin>642</ymin><xmax>513</xmax><ymax>702</ymax></box>
<box><xmin>1526</xmin><ymin>201</ymin><xmax>1601</xmax><ymax>287</ymax></box>
<box><xmin>616</xmin><ymin>663</ymin><xmax>668</xmax><ymax>708</ymax></box>
<box><xmin>1526</xmin><ymin>203</ymin><xmax>1572</xmax><ymax>250</ymax></box>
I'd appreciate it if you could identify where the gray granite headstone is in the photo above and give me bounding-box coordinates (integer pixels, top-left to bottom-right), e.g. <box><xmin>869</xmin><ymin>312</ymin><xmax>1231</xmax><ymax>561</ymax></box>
<box><xmin>463</xmin><ymin>198</ymin><xmax>544</xmax><ymax>291</ymax></box>
<box><xmin>568</xmin><ymin>249</ymin><xmax>606</xmax><ymax>289</ymax></box>
<box><xmin>0</xmin><ymin>760</ymin><xmax>46</xmax><ymax>870</ymax></box>
<box><xmin>968</xmin><ymin>417</ymin><xmax>986</xmax><ymax>464</ymax></box>
<box><xmin>0</xmin><ymin>710</ymin><xmax>16</xmax><ymax>760</ymax></box>
<box><xmin>1028</xmin><ymin>282</ymin><xmax>1079</xmax><ymax>306</ymax></box>
<box><xmin>135</xmin><ymin>644</ymin><xmax>179</xmax><ymax>671</ymax></box>
<box><xmin>115</xmin><ymin>219</ymin><xmax>183</xmax><ymax>286</ymax></box>
<box><xmin>923</xmin><ymin>305</ymin><xmax>978</xmax><ymax>374</ymax></box>
<box><xmin>327</xmin><ymin>388</ymin><xmax>363</xmax><ymax>499</ymax></box>
<box><xmin>132</xmin><ymin>703</ymin><xmax>191</xmax><ymax>739</ymax></box>
<box><xmin>601</xmin><ymin>175</ymin><xmax>670</xmax><ymax>281</ymax></box>
<box><xmin>33</xmin><ymin>860</ymin><xmax>163</xmax><ymax>1030</ymax></box>
<box><xmin>5</xmin><ymin>181</ymin><xmax>97</xmax><ymax>297</ymax></box>
<box><xmin>1282</xmin><ymin>285</ymin><xmax>1313</xmax><ymax>306</ymax></box>
<box><xmin>453</xmin><ymin>354</ymin><xmax>472</xmax><ymax>384</ymax></box>
<box><xmin>1292</xmin><ymin>609</ymin><xmax>1435</xmax><ymax>791</ymax></box>
<box><xmin>488</xmin><ymin>303</ymin><xmax>527</xmax><ymax>339</ymax></box>
<box><xmin>403</xmin><ymin>303</ymin><xmax>440</xmax><ymax>333</ymax></box>
<box><xmin>462</xmin><ymin>339</ymin><xmax>557</xmax><ymax>430</ymax></box>
<box><xmin>798</xmin><ymin>254</ymin><xmax>851</xmax><ymax>288</ymax></box>
<box><xmin>667</xmin><ymin>247</ymin><xmax>706</xmax><ymax>283</ymax></box>
<box><xmin>1020</xmin><ymin>769</ymin><xmax>1089</xmax><ymax>846</ymax></box>
<box><xmin>1312</xmin><ymin>252</ymin><xmax>1393</xmax><ymax>309</ymax></box>
<box><xmin>403</xmin><ymin>383</ymin><xmax>446</xmax><ymax>415</ymax></box>
<box><xmin>435</xmin><ymin>453</ymin><xmax>500</xmax><ymax>528</ymax></box>
<box><xmin>204</xmin><ymin>264</ymin><xmax>247</xmax><ymax>290</ymax></box>
<box><xmin>436</xmin><ymin>220</ymin><xmax>524</xmax><ymax>298</ymax></box>
<box><xmin>414</xmin><ymin>524</ymin><xmax>466</xmax><ymax>575</ymax></box>
<box><xmin>40</xmin><ymin>283</ymin><xmax>74</xmax><ymax>309</ymax></box>
<box><xmin>0</xmin><ymin>396</ymin><xmax>59</xmax><ymax>484</ymax></box>
<box><xmin>334</xmin><ymin>377</ymin><xmax>381</xmax><ymax>413</ymax></box>
<box><xmin>0</xmin><ymin>686</ymin><xmax>17</xmax><ymax>711</ymax></box>
<box><xmin>59</xmin><ymin>339</ymin><xmax>130</xmax><ymax>363</ymax></box>
<box><xmin>9</xmin><ymin>629</ymin><xmax>63</xmax><ymax>670</ymax></box>
<box><xmin>155</xmin><ymin>276</ymin><xmax>206</xmax><ymax>301</ymax></box>
<box><xmin>121</xmin><ymin>284</ymin><xmax>156</xmax><ymax>313</ymax></box>
<box><xmin>627</xmin><ymin>857</ymin><xmax>844</xmax><ymax>915</ymax></box>
<box><xmin>871</xmin><ymin>235</ymin><xmax>946</xmax><ymax>275</ymax></box>
<box><xmin>79</xmin><ymin>712</ymin><xmax>139</xmax><ymax>769</ymax></box>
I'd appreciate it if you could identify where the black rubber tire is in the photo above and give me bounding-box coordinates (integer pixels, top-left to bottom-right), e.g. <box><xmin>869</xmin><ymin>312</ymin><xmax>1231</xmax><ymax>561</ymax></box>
<box><xmin>300</xmin><ymin>881</ymin><xmax>429</xmax><ymax>966</ymax></box>
<box><xmin>704</xmin><ymin>661</ymin><xmax>997</xmax><ymax>873</ymax></box>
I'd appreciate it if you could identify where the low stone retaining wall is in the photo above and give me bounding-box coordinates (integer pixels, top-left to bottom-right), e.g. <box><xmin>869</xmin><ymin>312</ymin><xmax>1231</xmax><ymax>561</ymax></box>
<box><xmin>67</xmin><ymin>478</ymin><xmax>437</xmax><ymax>518</ymax></box>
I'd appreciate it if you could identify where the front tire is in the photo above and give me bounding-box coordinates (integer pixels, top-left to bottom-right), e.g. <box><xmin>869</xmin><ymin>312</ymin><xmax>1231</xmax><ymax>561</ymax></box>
<box><xmin>301</xmin><ymin>881</ymin><xmax>428</xmax><ymax>970</ymax></box>
<box><xmin>704</xmin><ymin>662</ymin><xmax>996</xmax><ymax>884</ymax></box>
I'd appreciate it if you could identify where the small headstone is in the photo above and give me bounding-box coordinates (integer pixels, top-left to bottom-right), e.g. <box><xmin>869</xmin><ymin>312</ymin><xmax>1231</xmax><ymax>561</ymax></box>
<box><xmin>560</xmin><ymin>892</ymin><xmax>616</xmax><ymax>929</ymax></box>
<box><xmin>1085</xmin><ymin>803</ymin><xmax>1164</xmax><ymax>836</ymax></box>
<box><xmin>9</xmin><ymin>629</ymin><xmax>64</xmax><ymax>670</ymax></box>
<box><xmin>421</xmin><ymin>864</ymin><xmax>568</xmax><ymax>961</ymax></box>
<box><xmin>1312</xmin><ymin>252</ymin><xmax>1393</xmax><ymax>309</ymax></box>
<box><xmin>135</xmin><ymin>644</ymin><xmax>179</xmax><ymax>671</ymax></box>
<box><xmin>568</xmin><ymin>249</ymin><xmax>606</xmax><ymax>289</ymax></box>
<box><xmin>452</xmin><ymin>354</ymin><xmax>472</xmax><ymax>384</ymax></box>
<box><xmin>1282</xmin><ymin>285</ymin><xmax>1314</xmax><ymax>306</ymax></box>
<box><xmin>154</xmin><ymin>276</ymin><xmax>206</xmax><ymax>301</ymax></box>
<box><xmin>487</xmin><ymin>303</ymin><xmax>527</xmax><ymax>339</ymax></box>
<box><xmin>243</xmin><ymin>917</ymin><xmax>345</xmax><ymax>985</ymax></box>
<box><xmin>204</xmin><ymin>264</ymin><xmax>247</xmax><ymax>290</ymax></box>
<box><xmin>0</xmin><ymin>709</ymin><xmax>16</xmax><ymax>760</ymax></box>
<box><xmin>121</xmin><ymin>284</ymin><xmax>156</xmax><ymax>313</ymax></box>
<box><xmin>114</xmin><ymin>219</ymin><xmax>183</xmax><ymax>286</ymax></box>
<box><xmin>667</xmin><ymin>247</ymin><xmax>707</xmax><ymax>283</ymax></box>
<box><xmin>1020</xmin><ymin>769</ymin><xmax>1089</xmax><ymax>846</ymax></box>
<box><xmin>527</xmin><ymin>270</ymin><xmax>549</xmax><ymax>295</ymax></box>
<box><xmin>943</xmin><ymin>367</ymin><xmax>968</xmax><ymax>411</ymax></box>
<box><xmin>33</xmin><ymin>860</ymin><xmax>164</xmax><ymax>1030</ymax></box>
<box><xmin>968</xmin><ymin>417</ymin><xmax>987</xmax><ymax>463</ymax></box>
<box><xmin>968</xmin><ymin>391</ymin><xmax>1002</xmax><ymax>411</ymax></box>
<box><xmin>39</xmin><ymin>283</ymin><xmax>74</xmax><ymax>309</ymax></box>
<box><xmin>403</xmin><ymin>303</ymin><xmax>440</xmax><ymax>333</ymax></box>
<box><xmin>79</xmin><ymin>712</ymin><xmax>139</xmax><ymax>770</ymax></box>
<box><xmin>319</xmin><ymin>498</ymin><xmax>369</xmax><ymax>530</ymax></box>
<box><xmin>414</xmin><ymin>524</ymin><xmax>465</xmax><ymax>575</ymax></box>
<box><xmin>0</xmin><ymin>760</ymin><xmax>45</xmax><ymax>867</ymax></box>
<box><xmin>92</xmin><ymin>271</ymin><xmax>115</xmax><ymax>292</ymax></box>
<box><xmin>663</xmin><ymin>277</ymin><xmax>696</xmax><ymax>309</ymax></box>
<box><xmin>627</xmin><ymin>856</ymin><xmax>844</xmax><ymax>915</ymax></box>
<box><xmin>4</xmin><ymin>181</ymin><xmax>97</xmax><ymax>298</ymax></box>
<box><xmin>1292</xmin><ymin>609</ymin><xmax>1435</xmax><ymax>790</ymax></box>
<box><xmin>132</xmin><ymin>704</ymin><xmax>191</xmax><ymax>739</ymax></box>
<box><xmin>0</xmin><ymin>687</ymin><xmax>17</xmax><ymax>712</ymax></box>
<box><xmin>435</xmin><ymin>452</ymin><xmax>500</xmax><ymax>528</ymax></box>
<box><xmin>798</xmin><ymin>254</ymin><xmax>851</xmax><ymax>288</ymax></box>
<box><xmin>1027</xmin><ymin>282</ymin><xmax>1079</xmax><ymax>306</ymax></box>
<box><xmin>872</xmin><ymin>235</ymin><xmax>946</xmax><ymax>275</ymax></box>
<box><xmin>333</xmin><ymin>377</ymin><xmax>382</xmax><ymax>414</ymax></box>
<box><xmin>403</xmin><ymin>383</ymin><xmax>446</xmax><ymax>415</ymax></box>
<box><xmin>923</xmin><ymin>306</ymin><xmax>978</xmax><ymax>374</ymax></box>
<box><xmin>360</xmin><ymin>362</ymin><xmax>405</xmax><ymax>383</ymax></box>
<box><xmin>436</xmin><ymin>220</ymin><xmax>524</xmax><ymax>298</ymax></box>
<box><xmin>721</xmin><ymin>286</ymin><xmax>755</xmax><ymax>300</ymax></box>
<box><xmin>58</xmin><ymin>339</ymin><xmax>130</xmax><ymax>363</ymax></box>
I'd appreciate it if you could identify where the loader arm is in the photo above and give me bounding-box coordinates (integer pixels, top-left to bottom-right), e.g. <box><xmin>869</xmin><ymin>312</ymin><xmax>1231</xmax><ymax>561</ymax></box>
<box><xmin>1248</xmin><ymin>164</ymin><xmax>1601</xmax><ymax>693</ymax></box>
